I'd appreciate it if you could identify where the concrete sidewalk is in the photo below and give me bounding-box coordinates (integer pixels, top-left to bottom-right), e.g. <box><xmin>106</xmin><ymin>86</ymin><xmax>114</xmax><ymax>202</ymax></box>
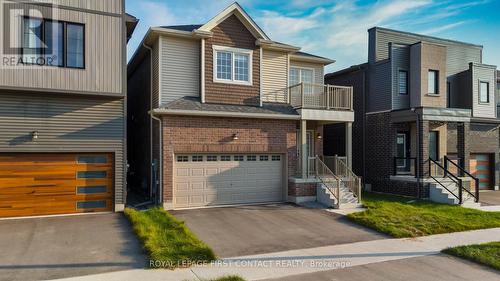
<box><xmin>53</xmin><ymin>227</ymin><xmax>500</xmax><ymax>281</ymax></box>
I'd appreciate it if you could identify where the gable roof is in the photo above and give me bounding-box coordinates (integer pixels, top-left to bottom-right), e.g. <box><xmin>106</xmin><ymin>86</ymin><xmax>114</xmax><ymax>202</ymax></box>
<box><xmin>197</xmin><ymin>2</ymin><xmax>270</xmax><ymax>40</ymax></box>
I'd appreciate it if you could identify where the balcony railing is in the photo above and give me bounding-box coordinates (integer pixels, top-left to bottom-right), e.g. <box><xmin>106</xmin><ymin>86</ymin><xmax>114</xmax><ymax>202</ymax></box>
<box><xmin>288</xmin><ymin>83</ymin><xmax>353</xmax><ymax>111</ymax></box>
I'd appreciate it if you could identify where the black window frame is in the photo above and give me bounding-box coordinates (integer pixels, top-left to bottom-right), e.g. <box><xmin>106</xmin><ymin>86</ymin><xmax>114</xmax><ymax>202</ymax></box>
<box><xmin>479</xmin><ymin>81</ymin><xmax>490</xmax><ymax>104</ymax></box>
<box><xmin>428</xmin><ymin>70</ymin><xmax>439</xmax><ymax>95</ymax></box>
<box><xmin>398</xmin><ymin>69</ymin><xmax>408</xmax><ymax>95</ymax></box>
<box><xmin>21</xmin><ymin>16</ymin><xmax>85</xmax><ymax>69</ymax></box>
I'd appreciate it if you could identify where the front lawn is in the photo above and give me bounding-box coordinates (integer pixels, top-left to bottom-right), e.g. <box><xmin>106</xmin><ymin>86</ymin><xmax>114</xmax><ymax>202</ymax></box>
<box><xmin>347</xmin><ymin>192</ymin><xmax>500</xmax><ymax>238</ymax></box>
<box><xmin>125</xmin><ymin>207</ymin><xmax>216</xmax><ymax>268</ymax></box>
<box><xmin>443</xmin><ymin>242</ymin><xmax>500</xmax><ymax>271</ymax></box>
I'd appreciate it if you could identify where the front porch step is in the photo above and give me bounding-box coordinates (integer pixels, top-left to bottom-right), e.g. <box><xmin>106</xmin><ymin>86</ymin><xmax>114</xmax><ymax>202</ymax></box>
<box><xmin>317</xmin><ymin>183</ymin><xmax>360</xmax><ymax>208</ymax></box>
<box><xmin>429</xmin><ymin>179</ymin><xmax>479</xmax><ymax>206</ymax></box>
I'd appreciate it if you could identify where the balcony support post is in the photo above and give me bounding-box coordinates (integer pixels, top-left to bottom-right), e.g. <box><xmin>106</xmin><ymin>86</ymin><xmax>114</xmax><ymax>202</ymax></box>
<box><xmin>301</xmin><ymin>119</ymin><xmax>308</xmax><ymax>179</ymax></box>
<box><xmin>346</xmin><ymin>122</ymin><xmax>353</xmax><ymax>169</ymax></box>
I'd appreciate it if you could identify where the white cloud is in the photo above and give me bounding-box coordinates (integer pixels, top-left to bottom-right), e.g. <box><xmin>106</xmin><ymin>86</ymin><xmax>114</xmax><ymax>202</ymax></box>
<box><xmin>420</xmin><ymin>21</ymin><xmax>469</xmax><ymax>35</ymax></box>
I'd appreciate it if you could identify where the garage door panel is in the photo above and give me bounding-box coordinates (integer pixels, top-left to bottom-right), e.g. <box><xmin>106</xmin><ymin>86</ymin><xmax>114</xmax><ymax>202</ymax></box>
<box><xmin>0</xmin><ymin>153</ymin><xmax>114</xmax><ymax>218</ymax></box>
<box><xmin>174</xmin><ymin>154</ymin><xmax>283</xmax><ymax>208</ymax></box>
<box><xmin>470</xmin><ymin>154</ymin><xmax>492</xmax><ymax>190</ymax></box>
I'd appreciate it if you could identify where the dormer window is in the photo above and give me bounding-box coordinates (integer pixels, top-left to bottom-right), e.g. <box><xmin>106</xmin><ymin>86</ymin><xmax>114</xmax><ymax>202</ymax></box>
<box><xmin>213</xmin><ymin>45</ymin><xmax>252</xmax><ymax>85</ymax></box>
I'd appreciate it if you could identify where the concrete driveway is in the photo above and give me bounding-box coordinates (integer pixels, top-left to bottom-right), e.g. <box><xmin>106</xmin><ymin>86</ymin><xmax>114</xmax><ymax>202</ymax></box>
<box><xmin>0</xmin><ymin>213</ymin><xmax>145</xmax><ymax>281</ymax></box>
<box><xmin>480</xmin><ymin>191</ymin><xmax>500</xmax><ymax>206</ymax></box>
<box><xmin>172</xmin><ymin>204</ymin><xmax>386</xmax><ymax>258</ymax></box>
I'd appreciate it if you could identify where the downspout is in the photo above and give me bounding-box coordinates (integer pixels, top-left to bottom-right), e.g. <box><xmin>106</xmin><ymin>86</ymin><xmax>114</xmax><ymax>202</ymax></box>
<box><xmin>142</xmin><ymin>42</ymin><xmax>158</xmax><ymax>203</ymax></box>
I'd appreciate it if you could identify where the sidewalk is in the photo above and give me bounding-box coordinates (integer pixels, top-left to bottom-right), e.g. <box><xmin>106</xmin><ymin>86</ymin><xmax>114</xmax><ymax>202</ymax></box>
<box><xmin>53</xmin><ymin>227</ymin><xmax>500</xmax><ymax>281</ymax></box>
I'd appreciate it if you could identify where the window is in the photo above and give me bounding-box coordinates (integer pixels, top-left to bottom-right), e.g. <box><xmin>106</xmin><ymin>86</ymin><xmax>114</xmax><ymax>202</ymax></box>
<box><xmin>177</xmin><ymin>156</ymin><xmax>188</xmax><ymax>162</ymax></box>
<box><xmin>21</xmin><ymin>17</ymin><xmax>84</xmax><ymax>68</ymax></box>
<box><xmin>192</xmin><ymin>155</ymin><xmax>203</xmax><ymax>162</ymax></box>
<box><xmin>259</xmin><ymin>155</ymin><xmax>269</xmax><ymax>161</ymax></box>
<box><xmin>289</xmin><ymin>67</ymin><xmax>314</xmax><ymax>86</ymax></box>
<box><xmin>479</xmin><ymin>81</ymin><xmax>490</xmax><ymax>103</ymax></box>
<box><xmin>207</xmin><ymin>155</ymin><xmax>218</xmax><ymax>162</ymax></box>
<box><xmin>234</xmin><ymin>155</ymin><xmax>244</xmax><ymax>161</ymax></box>
<box><xmin>77</xmin><ymin>201</ymin><xmax>106</xmax><ymax>209</ymax></box>
<box><xmin>221</xmin><ymin>155</ymin><xmax>231</xmax><ymax>161</ymax></box>
<box><xmin>214</xmin><ymin>46</ymin><xmax>252</xmax><ymax>85</ymax></box>
<box><xmin>246</xmin><ymin>155</ymin><xmax>256</xmax><ymax>161</ymax></box>
<box><xmin>272</xmin><ymin>155</ymin><xmax>281</xmax><ymax>161</ymax></box>
<box><xmin>428</xmin><ymin>70</ymin><xmax>439</xmax><ymax>95</ymax></box>
<box><xmin>77</xmin><ymin>171</ymin><xmax>106</xmax><ymax>179</ymax></box>
<box><xmin>77</xmin><ymin>155</ymin><xmax>107</xmax><ymax>164</ymax></box>
<box><xmin>398</xmin><ymin>70</ymin><xmax>408</xmax><ymax>95</ymax></box>
<box><xmin>77</xmin><ymin>186</ymin><xmax>107</xmax><ymax>194</ymax></box>
<box><xmin>66</xmin><ymin>23</ymin><xmax>85</xmax><ymax>68</ymax></box>
<box><xmin>429</xmin><ymin>131</ymin><xmax>439</xmax><ymax>161</ymax></box>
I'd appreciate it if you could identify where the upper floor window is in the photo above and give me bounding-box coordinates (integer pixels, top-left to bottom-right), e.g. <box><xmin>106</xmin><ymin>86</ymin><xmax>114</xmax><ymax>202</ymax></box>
<box><xmin>479</xmin><ymin>81</ymin><xmax>490</xmax><ymax>103</ymax></box>
<box><xmin>428</xmin><ymin>70</ymin><xmax>439</xmax><ymax>95</ymax></box>
<box><xmin>213</xmin><ymin>45</ymin><xmax>252</xmax><ymax>85</ymax></box>
<box><xmin>22</xmin><ymin>17</ymin><xmax>85</xmax><ymax>69</ymax></box>
<box><xmin>290</xmin><ymin>67</ymin><xmax>314</xmax><ymax>86</ymax></box>
<box><xmin>398</xmin><ymin>70</ymin><xmax>408</xmax><ymax>95</ymax></box>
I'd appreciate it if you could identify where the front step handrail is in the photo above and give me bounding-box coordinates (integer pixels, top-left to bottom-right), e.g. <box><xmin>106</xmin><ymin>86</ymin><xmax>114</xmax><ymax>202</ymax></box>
<box><xmin>315</xmin><ymin>156</ymin><xmax>341</xmax><ymax>207</ymax></box>
<box><xmin>429</xmin><ymin>158</ymin><xmax>463</xmax><ymax>203</ymax></box>
<box><xmin>331</xmin><ymin>155</ymin><xmax>362</xmax><ymax>203</ymax></box>
<box><xmin>444</xmin><ymin>156</ymin><xmax>479</xmax><ymax>203</ymax></box>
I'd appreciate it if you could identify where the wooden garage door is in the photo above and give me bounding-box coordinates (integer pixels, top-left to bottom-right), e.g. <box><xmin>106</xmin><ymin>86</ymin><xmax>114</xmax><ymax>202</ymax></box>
<box><xmin>470</xmin><ymin>154</ymin><xmax>492</xmax><ymax>190</ymax></box>
<box><xmin>174</xmin><ymin>154</ymin><xmax>283</xmax><ymax>208</ymax></box>
<box><xmin>0</xmin><ymin>154</ymin><xmax>113</xmax><ymax>218</ymax></box>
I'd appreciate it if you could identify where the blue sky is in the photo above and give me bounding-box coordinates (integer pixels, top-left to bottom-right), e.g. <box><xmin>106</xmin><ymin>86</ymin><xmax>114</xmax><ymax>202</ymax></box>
<box><xmin>126</xmin><ymin>0</ymin><xmax>500</xmax><ymax>72</ymax></box>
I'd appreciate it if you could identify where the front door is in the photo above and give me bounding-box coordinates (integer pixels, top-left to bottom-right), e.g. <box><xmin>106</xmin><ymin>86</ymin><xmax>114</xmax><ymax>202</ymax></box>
<box><xmin>396</xmin><ymin>132</ymin><xmax>411</xmax><ymax>173</ymax></box>
<box><xmin>429</xmin><ymin>131</ymin><xmax>439</xmax><ymax>161</ymax></box>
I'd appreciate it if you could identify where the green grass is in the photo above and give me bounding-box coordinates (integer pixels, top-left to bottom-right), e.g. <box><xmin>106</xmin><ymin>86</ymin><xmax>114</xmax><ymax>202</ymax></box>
<box><xmin>443</xmin><ymin>242</ymin><xmax>500</xmax><ymax>271</ymax></box>
<box><xmin>125</xmin><ymin>207</ymin><xmax>216</xmax><ymax>268</ymax></box>
<box><xmin>347</xmin><ymin>192</ymin><xmax>500</xmax><ymax>238</ymax></box>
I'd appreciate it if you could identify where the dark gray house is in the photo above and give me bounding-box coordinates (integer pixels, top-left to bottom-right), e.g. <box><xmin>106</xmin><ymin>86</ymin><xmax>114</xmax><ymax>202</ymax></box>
<box><xmin>0</xmin><ymin>0</ymin><xmax>137</xmax><ymax>218</ymax></box>
<box><xmin>325</xmin><ymin>27</ymin><xmax>499</xmax><ymax>205</ymax></box>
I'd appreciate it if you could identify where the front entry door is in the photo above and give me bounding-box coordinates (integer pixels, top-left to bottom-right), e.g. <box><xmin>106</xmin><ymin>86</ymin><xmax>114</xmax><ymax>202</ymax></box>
<box><xmin>396</xmin><ymin>132</ymin><xmax>410</xmax><ymax>173</ymax></box>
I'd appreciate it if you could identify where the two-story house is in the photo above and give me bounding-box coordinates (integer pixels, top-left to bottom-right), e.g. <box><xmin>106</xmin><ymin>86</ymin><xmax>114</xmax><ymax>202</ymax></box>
<box><xmin>0</xmin><ymin>0</ymin><xmax>137</xmax><ymax>217</ymax></box>
<box><xmin>127</xmin><ymin>2</ymin><xmax>360</xmax><ymax>210</ymax></box>
<box><xmin>325</xmin><ymin>27</ymin><xmax>499</xmax><ymax>205</ymax></box>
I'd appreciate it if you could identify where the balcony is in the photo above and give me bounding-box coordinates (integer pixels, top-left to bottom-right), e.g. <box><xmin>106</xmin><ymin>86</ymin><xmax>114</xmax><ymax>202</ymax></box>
<box><xmin>289</xmin><ymin>83</ymin><xmax>353</xmax><ymax>111</ymax></box>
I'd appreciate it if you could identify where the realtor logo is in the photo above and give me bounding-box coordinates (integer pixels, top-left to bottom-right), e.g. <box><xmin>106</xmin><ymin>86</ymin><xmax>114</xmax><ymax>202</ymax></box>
<box><xmin>1</xmin><ymin>0</ymin><xmax>60</xmax><ymax>67</ymax></box>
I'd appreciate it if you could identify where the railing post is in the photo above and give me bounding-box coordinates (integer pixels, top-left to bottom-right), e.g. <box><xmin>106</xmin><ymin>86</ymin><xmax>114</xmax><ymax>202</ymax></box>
<box><xmin>458</xmin><ymin>178</ymin><xmax>463</xmax><ymax>205</ymax></box>
<box><xmin>475</xmin><ymin>178</ymin><xmax>480</xmax><ymax>203</ymax></box>
<box><xmin>334</xmin><ymin>154</ymin><xmax>338</xmax><ymax>175</ymax></box>
<box><xmin>444</xmin><ymin>158</ymin><xmax>448</xmax><ymax>178</ymax></box>
<box><xmin>326</xmin><ymin>85</ymin><xmax>330</xmax><ymax>110</ymax></box>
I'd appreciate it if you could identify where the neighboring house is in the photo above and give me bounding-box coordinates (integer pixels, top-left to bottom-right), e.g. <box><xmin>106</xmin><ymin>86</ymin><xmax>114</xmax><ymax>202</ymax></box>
<box><xmin>0</xmin><ymin>0</ymin><xmax>137</xmax><ymax>217</ymax></box>
<box><xmin>127</xmin><ymin>2</ymin><xmax>358</xmax><ymax>210</ymax></box>
<box><xmin>325</xmin><ymin>27</ymin><xmax>499</xmax><ymax>205</ymax></box>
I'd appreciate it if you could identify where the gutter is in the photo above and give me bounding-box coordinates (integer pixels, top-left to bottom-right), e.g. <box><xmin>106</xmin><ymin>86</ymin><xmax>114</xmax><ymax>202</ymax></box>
<box><xmin>151</xmin><ymin>108</ymin><xmax>301</xmax><ymax>120</ymax></box>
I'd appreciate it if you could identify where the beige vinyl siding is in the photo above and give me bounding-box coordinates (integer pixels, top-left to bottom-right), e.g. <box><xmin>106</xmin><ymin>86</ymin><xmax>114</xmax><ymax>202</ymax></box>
<box><xmin>152</xmin><ymin>40</ymin><xmax>160</xmax><ymax>108</ymax></box>
<box><xmin>30</xmin><ymin>0</ymin><xmax>123</xmax><ymax>14</ymax></box>
<box><xmin>262</xmin><ymin>50</ymin><xmax>288</xmax><ymax>103</ymax></box>
<box><xmin>159</xmin><ymin>36</ymin><xmax>200</xmax><ymax>106</ymax></box>
<box><xmin>290</xmin><ymin>60</ymin><xmax>324</xmax><ymax>85</ymax></box>
<box><xmin>0</xmin><ymin>92</ymin><xmax>125</xmax><ymax>204</ymax></box>
<box><xmin>0</xmin><ymin>3</ymin><xmax>123</xmax><ymax>95</ymax></box>
<box><xmin>472</xmin><ymin>64</ymin><xmax>496</xmax><ymax>118</ymax></box>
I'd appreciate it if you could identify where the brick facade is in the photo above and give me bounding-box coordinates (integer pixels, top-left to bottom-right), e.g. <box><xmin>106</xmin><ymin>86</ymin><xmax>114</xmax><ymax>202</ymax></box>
<box><xmin>288</xmin><ymin>181</ymin><xmax>316</xmax><ymax>197</ymax></box>
<box><xmin>160</xmin><ymin>115</ymin><xmax>297</xmax><ymax>202</ymax></box>
<box><xmin>205</xmin><ymin>15</ymin><xmax>260</xmax><ymax>106</ymax></box>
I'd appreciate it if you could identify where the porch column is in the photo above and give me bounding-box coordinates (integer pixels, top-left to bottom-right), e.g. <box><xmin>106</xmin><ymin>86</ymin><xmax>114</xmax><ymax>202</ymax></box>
<box><xmin>418</xmin><ymin>120</ymin><xmax>430</xmax><ymax>178</ymax></box>
<box><xmin>345</xmin><ymin>122</ymin><xmax>353</xmax><ymax>168</ymax></box>
<box><xmin>301</xmin><ymin>120</ymin><xmax>308</xmax><ymax>179</ymax></box>
<box><xmin>457</xmin><ymin>122</ymin><xmax>470</xmax><ymax>172</ymax></box>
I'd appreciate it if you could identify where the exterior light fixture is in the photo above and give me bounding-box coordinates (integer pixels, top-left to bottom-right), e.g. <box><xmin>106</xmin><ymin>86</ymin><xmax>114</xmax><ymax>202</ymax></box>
<box><xmin>232</xmin><ymin>133</ymin><xmax>239</xmax><ymax>140</ymax></box>
<box><xmin>317</xmin><ymin>133</ymin><xmax>322</xmax><ymax>140</ymax></box>
<box><xmin>31</xmin><ymin>131</ymin><xmax>39</xmax><ymax>141</ymax></box>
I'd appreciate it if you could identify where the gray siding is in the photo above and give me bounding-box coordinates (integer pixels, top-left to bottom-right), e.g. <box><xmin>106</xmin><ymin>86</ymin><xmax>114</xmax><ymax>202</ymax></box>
<box><xmin>372</xmin><ymin>29</ymin><xmax>482</xmax><ymax>77</ymax></box>
<box><xmin>367</xmin><ymin>61</ymin><xmax>392</xmax><ymax>112</ymax></box>
<box><xmin>0</xmin><ymin>92</ymin><xmax>125</xmax><ymax>203</ymax></box>
<box><xmin>0</xmin><ymin>2</ymin><xmax>124</xmax><ymax>95</ymax></box>
<box><xmin>472</xmin><ymin>63</ymin><xmax>496</xmax><ymax>118</ymax></box>
<box><xmin>152</xmin><ymin>39</ymin><xmax>160</xmax><ymax>108</ymax></box>
<box><xmin>159</xmin><ymin>36</ymin><xmax>200</xmax><ymax>106</ymax></box>
<box><xmin>391</xmin><ymin>44</ymin><xmax>410</xmax><ymax>109</ymax></box>
<box><xmin>31</xmin><ymin>0</ymin><xmax>123</xmax><ymax>13</ymax></box>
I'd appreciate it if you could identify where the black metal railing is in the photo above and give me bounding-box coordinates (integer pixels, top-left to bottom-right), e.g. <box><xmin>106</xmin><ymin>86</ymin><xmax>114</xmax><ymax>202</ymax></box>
<box><xmin>429</xmin><ymin>158</ymin><xmax>463</xmax><ymax>204</ymax></box>
<box><xmin>444</xmin><ymin>156</ymin><xmax>479</xmax><ymax>203</ymax></box>
<box><xmin>393</xmin><ymin>157</ymin><xmax>417</xmax><ymax>177</ymax></box>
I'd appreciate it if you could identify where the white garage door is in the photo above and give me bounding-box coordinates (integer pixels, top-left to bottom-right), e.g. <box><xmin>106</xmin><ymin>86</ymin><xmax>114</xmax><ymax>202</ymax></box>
<box><xmin>174</xmin><ymin>154</ymin><xmax>284</xmax><ymax>208</ymax></box>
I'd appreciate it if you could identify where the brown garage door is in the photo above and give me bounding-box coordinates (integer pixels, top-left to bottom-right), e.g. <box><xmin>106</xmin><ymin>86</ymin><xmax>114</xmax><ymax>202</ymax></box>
<box><xmin>0</xmin><ymin>154</ymin><xmax>113</xmax><ymax>218</ymax></box>
<box><xmin>470</xmin><ymin>154</ymin><xmax>492</xmax><ymax>190</ymax></box>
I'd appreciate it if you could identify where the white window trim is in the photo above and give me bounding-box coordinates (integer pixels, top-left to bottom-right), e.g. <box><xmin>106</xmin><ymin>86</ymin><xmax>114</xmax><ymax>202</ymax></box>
<box><xmin>478</xmin><ymin>80</ymin><xmax>490</xmax><ymax>104</ymax></box>
<box><xmin>213</xmin><ymin>45</ymin><xmax>253</xmax><ymax>86</ymax></box>
<box><xmin>289</xmin><ymin>66</ymin><xmax>315</xmax><ymax>86</ymax></box>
